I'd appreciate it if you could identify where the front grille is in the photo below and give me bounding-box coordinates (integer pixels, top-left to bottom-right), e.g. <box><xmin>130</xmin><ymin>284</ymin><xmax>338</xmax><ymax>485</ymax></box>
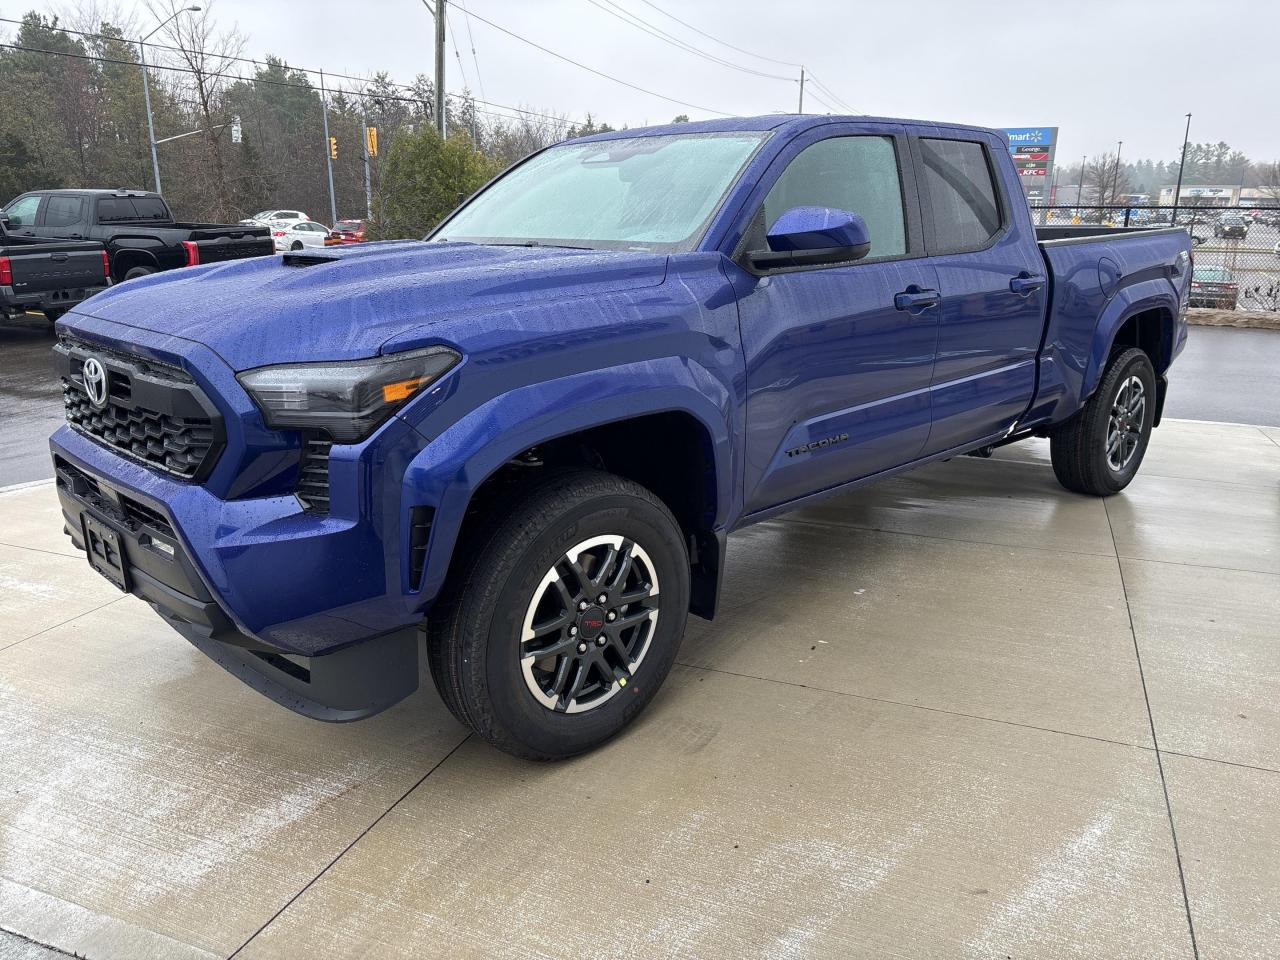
<box><xmin>56</xmin><ymin>338</ymin><xmax>224</xmax><ymax>481</ymax></box>
<box><xmin>294</xmin><ymin>435</ymin><xmax>333</xmax><ymax>511</ymax></box>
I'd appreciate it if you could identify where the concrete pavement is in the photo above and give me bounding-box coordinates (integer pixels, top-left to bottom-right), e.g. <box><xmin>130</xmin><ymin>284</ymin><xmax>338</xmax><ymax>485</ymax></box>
<box><xmin>1</xmin><ymin>419</ymin><xmax>1278</xmax><ymax>958</ymax></box>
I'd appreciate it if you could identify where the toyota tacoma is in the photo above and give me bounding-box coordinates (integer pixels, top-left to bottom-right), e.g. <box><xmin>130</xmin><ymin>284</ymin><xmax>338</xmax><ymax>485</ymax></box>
<box><xmin>49</xmin><ymin>115</ymin><xmax>1192</xmax><ymax>759</ymax></box>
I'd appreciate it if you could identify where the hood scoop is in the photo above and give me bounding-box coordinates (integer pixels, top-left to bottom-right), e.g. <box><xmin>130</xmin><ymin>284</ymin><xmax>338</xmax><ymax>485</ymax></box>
<box><xmin>282</xmin><ymin>251</ymin><xmax>340</xmax><ymax>267</ymax></box>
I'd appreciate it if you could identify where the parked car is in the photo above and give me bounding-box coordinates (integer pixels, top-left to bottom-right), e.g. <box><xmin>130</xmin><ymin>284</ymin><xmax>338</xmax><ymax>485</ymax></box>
<box><xmin>243</xmin><ymin>209</ymin><xmax>309</xmax><ymax>227</ymax></box>
<box><xmin>327</xmin><ymin>219</ymin><xmax>369</xmax><ymax>245</ymax></box>
<box><xmin>1212</xmin><ymin>215</ymin><xmax>1249</xmax><ymax>240</ymax></box>
<box><xmin>47</xmin><ymin>114</ymin><xmax>1192</xmax><ymax>760</ymax></box>
<box><xmin>3</xmin><ymin>190</ymin><xmax>273</xmax><ymax>283</ymax></box>
<box><xmin>271</xmin><ymin>220</ymin><xmax>332</xmax><ymax>252</ymax></box>
<box><xmin>1</xmin><ymin>214</ymin><xmax>110</xmax><ymax>321</ymax></box>
<box><xmin>1188</xmin><ymin>266</ymin><xmax>1239</xmax><ymax>309</ymax></box>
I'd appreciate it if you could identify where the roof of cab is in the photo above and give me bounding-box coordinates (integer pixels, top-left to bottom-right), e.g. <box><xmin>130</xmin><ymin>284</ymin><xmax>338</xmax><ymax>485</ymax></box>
<box><xmin>572</xmin><ymin>113</ymin><xmax>1004</xmax><ymax>144</ymax></box>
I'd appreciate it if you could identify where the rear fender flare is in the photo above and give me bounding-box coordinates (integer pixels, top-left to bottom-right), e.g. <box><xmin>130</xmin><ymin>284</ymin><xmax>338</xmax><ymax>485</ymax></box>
<box><xmin>402</xmin><ymin>357</ymin><xmax>734</xmax><ymax>605</ymax></box>
<box><xmin>1081</xmin><ymin>279</ymin><xmax>1179</xmax><ymax>402</ymax></box>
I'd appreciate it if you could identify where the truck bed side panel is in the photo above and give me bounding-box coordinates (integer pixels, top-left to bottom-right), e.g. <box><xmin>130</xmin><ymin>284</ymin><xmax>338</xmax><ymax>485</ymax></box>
<box><xmin>1029</xmin><ymin>228</ymin><xmax>1191</xmax><ymax>426</ymax></box>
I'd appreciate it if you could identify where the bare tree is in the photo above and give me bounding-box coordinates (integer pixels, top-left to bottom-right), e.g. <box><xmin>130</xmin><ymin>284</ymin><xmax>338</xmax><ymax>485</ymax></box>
<box><xmin>1256</xmin><ymin>161</ymin><xmax>1280</xmax><ymax>204</ymax></box>
<box><xmin>148</xmin><ymin>0</ymin><xmax>245</xmax><ymax>219</ymax></box>
<box><xmin>1083</xmin><ymin>151</ymin><xmax>1131</xmax><ymax>208</ymax></box>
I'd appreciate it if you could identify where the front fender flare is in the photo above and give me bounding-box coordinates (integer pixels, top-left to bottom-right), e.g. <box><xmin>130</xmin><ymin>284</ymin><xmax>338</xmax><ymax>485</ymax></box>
<box><xmin>400</xmin><ymin>356</ymin><xmax>734</xmax><ymax>607</ymax></box>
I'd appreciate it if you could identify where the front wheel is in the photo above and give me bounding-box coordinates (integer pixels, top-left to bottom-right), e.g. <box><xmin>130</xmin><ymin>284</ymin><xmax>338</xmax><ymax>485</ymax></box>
<box><xmin>1049</xmin><ymin>347</ymin><xmax>1157</xmax><ymax>496</ymax></box>
<box><xmin>427</xmin><ymin>469</ymin><xmax>690</xmax><ymax>760</ymax></box>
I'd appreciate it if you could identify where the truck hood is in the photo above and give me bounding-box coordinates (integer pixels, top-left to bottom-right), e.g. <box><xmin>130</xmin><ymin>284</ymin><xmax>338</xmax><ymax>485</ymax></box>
<box><xmin>68</xmin><ymin>240</ymin><xmax>668</xmax><ymax>370</ymax></box>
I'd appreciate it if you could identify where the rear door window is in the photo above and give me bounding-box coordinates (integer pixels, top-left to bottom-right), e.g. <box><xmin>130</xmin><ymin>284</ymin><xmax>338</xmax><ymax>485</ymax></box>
<box><xmin>917</xmin><ymin>138</ymin><xmax>1003</xmax><ymax>252</ymax></box>
<box><xmin>44</xmin><ymin>195</ymin><xmax>86</xmax><ymax>228</ymax></box>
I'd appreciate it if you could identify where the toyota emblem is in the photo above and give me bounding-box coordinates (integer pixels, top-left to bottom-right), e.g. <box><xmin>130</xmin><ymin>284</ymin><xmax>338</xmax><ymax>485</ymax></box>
<box><xmin>82</xmin><ymin>356</ymin><xmax>109</xmax><ymax>408</ymax></box>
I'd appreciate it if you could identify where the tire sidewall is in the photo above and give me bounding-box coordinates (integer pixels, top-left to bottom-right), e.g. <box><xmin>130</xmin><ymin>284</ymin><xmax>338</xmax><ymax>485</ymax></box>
<box><xmin>1098</xmin><ymin>350</ymin><xmax>1157</xmax><ymax>490</ymax></box>
<box><xmin>478</xmin><ymin>492</ymin><xmax>689</xmax><ymax>758</ymax></box>
<box><xmin>123</xmin><ymin>265</ymin><xmax>156</xmax><ymax>282</ymax></box>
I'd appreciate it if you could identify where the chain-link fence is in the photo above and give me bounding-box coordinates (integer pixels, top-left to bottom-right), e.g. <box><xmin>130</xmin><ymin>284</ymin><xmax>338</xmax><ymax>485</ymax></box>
<box><xmin>1030</xmin><ymin>204</ymin><xmax>1280</xmax><ymax>312</ymax></box>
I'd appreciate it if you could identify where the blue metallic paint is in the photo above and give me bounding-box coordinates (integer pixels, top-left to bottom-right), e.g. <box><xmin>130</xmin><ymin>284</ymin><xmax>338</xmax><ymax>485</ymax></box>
<box><xmin>49</xmin><ymin>113</ymin><xmax>1191</xmax><ymax>677</ymax></box>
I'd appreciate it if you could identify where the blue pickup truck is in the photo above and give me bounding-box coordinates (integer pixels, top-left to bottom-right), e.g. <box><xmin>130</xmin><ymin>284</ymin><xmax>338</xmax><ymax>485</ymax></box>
<box><xmin>49</xmin><ymin>115</ymin><xmax>1191</xmax><ymax>759</ymax></box>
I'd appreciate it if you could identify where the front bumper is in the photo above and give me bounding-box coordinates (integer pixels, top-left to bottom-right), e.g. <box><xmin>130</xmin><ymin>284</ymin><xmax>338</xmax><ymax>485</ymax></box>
<box><xmin>51</xmin><ymin>450</ymin><xmax>420</xmax><ymax>721</ymax></box>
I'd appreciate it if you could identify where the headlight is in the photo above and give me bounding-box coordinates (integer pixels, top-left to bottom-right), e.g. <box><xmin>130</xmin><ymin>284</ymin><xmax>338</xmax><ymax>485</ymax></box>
<box><xmin>237</xmin><ymin>346</ymin><xmax>460</xmax><ymax>443</ymax></box>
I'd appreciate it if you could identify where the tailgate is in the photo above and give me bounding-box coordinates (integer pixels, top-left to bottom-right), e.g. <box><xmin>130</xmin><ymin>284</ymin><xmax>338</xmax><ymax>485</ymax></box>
<box><xmin>191</xmin><ymin>233</ymin><xmax>274</xmax><ymax>264</ymax></box>
<box><xmin>6</xmin><ymin>245</ymin><xmax>106</xmax><ymax>294</ymax></box>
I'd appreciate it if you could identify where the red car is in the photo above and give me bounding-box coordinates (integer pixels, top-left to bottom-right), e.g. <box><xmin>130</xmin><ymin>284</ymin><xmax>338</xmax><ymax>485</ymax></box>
<box><xmin>326</xmin><ymin>219</ymin><xmax>369</xmax><ymax>245</ymax></box>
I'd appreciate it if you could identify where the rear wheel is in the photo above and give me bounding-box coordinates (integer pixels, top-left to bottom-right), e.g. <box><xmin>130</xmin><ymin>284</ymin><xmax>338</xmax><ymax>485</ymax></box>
<box><xmin>427</xmin><ymin>469</ymin><xmax>690</xmax><ymax>760</ymax></box>
<box><xmin>1049</xmin><ymin>347</ymin><xmax>1156</xmax><ymax>496</ymax></box>
<box><xmin>122</xmin><ymin>265</ymin><xmax>156</xmax><ymax>282</ymax></box>
<box><xmin>290</xmin><ymin>240</ymin><xmax>304</xmax><ymax>251</ymax></box>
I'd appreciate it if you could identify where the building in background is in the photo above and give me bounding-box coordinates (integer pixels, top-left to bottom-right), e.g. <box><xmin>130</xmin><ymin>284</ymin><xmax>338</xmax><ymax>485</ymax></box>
<box><xmin>1158</xmin><ymin>184</ymin><xmax>1242</xmax><ymax>206</ymax></box>
<box><xmin>1001</xmin><ymin>127</ymin><xmax>1059</xmax><ymax>203</ymax></box>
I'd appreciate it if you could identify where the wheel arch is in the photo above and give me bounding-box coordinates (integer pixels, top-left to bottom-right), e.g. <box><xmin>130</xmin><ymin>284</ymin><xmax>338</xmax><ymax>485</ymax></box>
<box><xmin>111</xmin><ymin>248</ymin><xmax>160</xmax><ymax>282</ymax></box>
<box><xmin>1083</xmin><ymin>282</ymin><xmax>1180</xmax><ymax>422</ymax></box>
<box><xmin>404</xmin><ymin>363</ymin><xmax>735</xmax><ymax>622</ymax></box>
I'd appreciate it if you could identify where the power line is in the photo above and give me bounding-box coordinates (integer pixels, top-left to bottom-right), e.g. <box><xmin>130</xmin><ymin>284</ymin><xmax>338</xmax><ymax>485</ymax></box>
<box><xmin>455</xmin><ymin>0</ymin><xmax>488</xmax><ymax>104</ymax></box>
<box><xmin>0</xmin><ymin>15</ymin><xmax>576</xmax><ymax>126</ymax></box>
<box><xmin>584</xmin><ymin>0</ymin><xmax>795</xmax><ymax>82</ymax></box>
<box><xmin>806</xmin><ymin>73</ymin><xmax>860</xmax><ymax>114</ymax></box>
<box><xmin>445</xmin><ymin>8</ymin><xmax>471</xmax><ymax>92</ymax></box>
<box><xmin>456</xmin><ymin>5</ymin><xmax>734</xmax><ymax>117</ymax></box>
<box><xmin>0</xmin><ymin>41</ymin><xmax>568</xmax><ymax>130</ymax></box>
<box><xmin>632</xmin><ymin>0</ymin><xmax>802</xmax><ymax>67</ymax></box>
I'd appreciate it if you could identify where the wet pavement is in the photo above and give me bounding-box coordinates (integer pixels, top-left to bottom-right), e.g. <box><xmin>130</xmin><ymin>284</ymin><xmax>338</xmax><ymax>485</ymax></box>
<box><xmin>0</xmin><ymin>315</ymin><xmax>63</xmax><ymax>488</ymax></box>
<box><xmin>1</xmin><ymin>419</ymin><xmax>1277</xmax><ymax>958</ymax></box>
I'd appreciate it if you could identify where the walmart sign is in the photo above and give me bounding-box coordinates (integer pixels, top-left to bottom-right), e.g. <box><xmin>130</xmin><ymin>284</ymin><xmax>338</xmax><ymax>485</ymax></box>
<box><xmin>1002</xmin><ymin>126</ymin><xmax>1059</xmax><ymax>202</ymax></box>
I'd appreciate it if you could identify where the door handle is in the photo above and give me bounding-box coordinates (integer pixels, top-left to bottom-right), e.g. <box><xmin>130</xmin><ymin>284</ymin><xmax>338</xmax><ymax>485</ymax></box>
<box><xmin>894</xmin><ymin>286</ymin><xmax>940</xmax><ymax>312</ymax></box>
<box><xmin>1010</xmin><ymin>274</ymin><xmax>1047</xmax><ymax>295</ymax></box>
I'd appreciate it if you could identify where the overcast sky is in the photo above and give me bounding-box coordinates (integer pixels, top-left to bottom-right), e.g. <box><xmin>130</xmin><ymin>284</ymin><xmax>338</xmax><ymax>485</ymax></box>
<box><xmin>95</xmin><ymin>0</ymin><xmax>1280</xmax><ymax>162</ymax></box>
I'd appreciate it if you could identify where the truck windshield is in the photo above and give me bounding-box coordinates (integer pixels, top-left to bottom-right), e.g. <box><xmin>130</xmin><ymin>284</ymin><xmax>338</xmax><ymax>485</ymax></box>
<box><xmin>433</xmin><ymin>131</ymin><xmax>768</xmax><ymax>253</ymax></box>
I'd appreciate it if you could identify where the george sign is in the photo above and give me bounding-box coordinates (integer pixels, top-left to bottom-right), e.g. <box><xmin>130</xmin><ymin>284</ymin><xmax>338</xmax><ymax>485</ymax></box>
<box><xmin>365</xmin><ymin>126</ymin><xmax>378</xmax><ymax>157</ymax></box>
<box><xmin>1002</xmin><ymin>126</ymin><xmax>1059</xmax><ymax>202</ymax></box>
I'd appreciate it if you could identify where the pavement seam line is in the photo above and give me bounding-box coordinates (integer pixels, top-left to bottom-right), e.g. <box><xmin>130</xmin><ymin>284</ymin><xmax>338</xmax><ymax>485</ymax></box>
<box><xmin>225</xmin><ymin>731</ymin><xmax>472</xmax><ymax>960</ymax></box>
<box><xmin>1104</xmin><ymin>496</ymin><xmax>1201</xmax><ymax>960</ymax></box>
<box><xmin>0</xmin><ymin>540</ymin><xmax>88</xmax><ymax>561</ymax></box>
<box><xmin>769</xmin><ymin>514</ymin><xmax>1118</xmax><ymax>561</ymax></box>
<box><xmin>1259</xmin><ymin>426</ymin><xmax>1280</xmax><ymax>450</ymax></box>
<box><xmin>0</xmin><ymin>597</ymin><xmax>127</xmax><ymax>655</ymax></box>
<box><xmin>0</xmin><ymin>924</ymin><xmax>86</xmax><ymax>959</ymax></box>
<box><xmin>674</xmin><ymin>660</ymin><xmax>1153</xmax><ymax>755</ymax></box>
<box><xmin>1160</xmin><ymin>749</ymin><xmax>1280</xmax><ymax>778</ymax></box>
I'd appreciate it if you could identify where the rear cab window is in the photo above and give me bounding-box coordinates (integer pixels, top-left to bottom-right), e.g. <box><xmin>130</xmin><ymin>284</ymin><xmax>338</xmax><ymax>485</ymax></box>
<box><xmin>44</xmin><ymin>195</ymin><xmax>86</xmax><ymax>228</ymax></box>
<box><xmin>916</xmin><ymin>137</ymin><xmax>1004</xmax><ymax>253</ymax></box>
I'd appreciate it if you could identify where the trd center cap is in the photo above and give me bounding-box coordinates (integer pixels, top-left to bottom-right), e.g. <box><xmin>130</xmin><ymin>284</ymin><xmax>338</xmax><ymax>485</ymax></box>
<box><xmin>577</xmin><ymin>605</ymin><xmax>607</xmax><ymax>641</ymax></box>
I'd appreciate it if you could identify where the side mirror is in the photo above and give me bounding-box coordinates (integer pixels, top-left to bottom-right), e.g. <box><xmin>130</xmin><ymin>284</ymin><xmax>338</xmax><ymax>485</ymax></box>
<box><xmin>750</xmin><ymin>206</ymin><xmax>872</xmax><ymax>269</ymax></box>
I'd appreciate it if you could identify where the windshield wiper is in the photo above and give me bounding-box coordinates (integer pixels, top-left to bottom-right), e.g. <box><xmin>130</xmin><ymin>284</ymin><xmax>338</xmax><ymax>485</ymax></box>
<box><xmin>485</xmin><ymin>240</ymin><xmax>596</xmax><ymax>251</ymax></box>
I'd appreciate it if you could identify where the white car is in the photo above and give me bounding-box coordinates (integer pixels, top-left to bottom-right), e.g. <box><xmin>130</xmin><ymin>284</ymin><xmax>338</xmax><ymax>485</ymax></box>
<box><xmin>242</xmin><ymin>209</ymin><xmax>309</xmax><ymax>227</ymax></box>
<box><xmin>271</xmin><ymin>220</ymin><xmax>332</xmax><ymax>252</ymax></box>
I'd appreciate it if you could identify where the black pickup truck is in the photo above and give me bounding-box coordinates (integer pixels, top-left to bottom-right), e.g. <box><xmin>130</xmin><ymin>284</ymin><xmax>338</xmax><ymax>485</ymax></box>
<box><xmin>2</xmin><ymin>189</ymin><xmax>273</xmax><ymax>284</ymax></box>
<box><xmin>0</xmin><ymin>215</ymin><xmax>110</xmax><ymax>321</ymax></box>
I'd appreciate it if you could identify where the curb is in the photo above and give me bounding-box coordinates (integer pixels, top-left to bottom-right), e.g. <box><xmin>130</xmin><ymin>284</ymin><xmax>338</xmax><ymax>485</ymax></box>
<box><xmin>1187</xmin><ymin>309</ymin><xmax>1280</xmax><ymax>330</ymax></box>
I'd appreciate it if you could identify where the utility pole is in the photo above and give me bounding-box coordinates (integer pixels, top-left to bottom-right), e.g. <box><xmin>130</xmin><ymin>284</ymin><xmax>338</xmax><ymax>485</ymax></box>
<box><xmin>319</xmin><ymin>69</ymin><xmax>338</xmax><ymax>226</ymax></box>
<box><xmin>1077</xmin><ymin>154</ymin><xmax>1086</xmax><ymax>217</ymax></box>
<box><xmin>797</xmin><ymin>66</ymin><xmax>805</xmax><ymax>113</ymax></box>
<box><xmin>1172</xmin><ymin>113</ymin><xmax>1192</xmax><ymax>226</ymax></box>
<box><xmin>361</xmin><ymin>107</ymin><xmax>374</xmax><ymax>221</ymax></box>
<box><xmin>138</xmin><ymin>5</ymin><xmax>201</xmax><ymax>194</ymax></box>
<box><xmin>435</xmin><ymin>0</ymin><xmax>447</xmax><ymax>136</ymax></box>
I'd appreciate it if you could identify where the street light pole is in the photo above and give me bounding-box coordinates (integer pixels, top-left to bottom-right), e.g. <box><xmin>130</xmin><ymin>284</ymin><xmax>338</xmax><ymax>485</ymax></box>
<box><xmin>139</xmin><ymin>6</ymin><xmax>201</xmax><ymax>194</ymax></box>
<box><xmin>1172</xmin><ymin>113</ymin><xmax>1192</xmax><ymax>226</ymax></box>
<box><xmin>434</xmin><ymin>0</ymin><xmax>447</xmax><ymax>136</ymax></box>
<box><xmin>1111</xmin><ymin>139</ymin><xmax>1123</xmax><ymax>204</ymax></box>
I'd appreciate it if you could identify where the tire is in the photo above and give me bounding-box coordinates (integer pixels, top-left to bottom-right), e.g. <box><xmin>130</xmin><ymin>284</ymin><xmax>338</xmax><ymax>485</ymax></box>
<box><xmin>122</xmin><ymin>265</ymin><xmax>156</xmax><ymax>282</ymax></box>
<box><xmin>1049</xmin><ymin>346</ymin><xmax>1157</xmax><ymax>496</ymax></box>
<box><xmin>290</xmin><ymin>241</ymin><xmax>303</xmax><ymax>251</ymax></box>
<box><xmin>427</xmin><ymin>468</ymin><xmax>690</xmax><ymax>760</ymax></box>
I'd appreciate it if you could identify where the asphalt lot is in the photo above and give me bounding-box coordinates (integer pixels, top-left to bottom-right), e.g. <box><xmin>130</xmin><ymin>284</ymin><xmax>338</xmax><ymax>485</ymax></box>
<box><xmin>2</xmin><ymin>314</ymin><xmax>1276</xmax><ymax>489</ymax></box>
<box><xmin>2</xmin><ymin>419</ymin><xmax>1277</xmax><ymax>958</ymax></box>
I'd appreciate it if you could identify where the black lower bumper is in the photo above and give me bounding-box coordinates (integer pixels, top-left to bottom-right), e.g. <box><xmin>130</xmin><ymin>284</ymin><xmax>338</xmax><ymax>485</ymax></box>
<box><xmin>54</xmin><ymin>457</ymin><xmax>420</xmax><ymax>722</ymax></box>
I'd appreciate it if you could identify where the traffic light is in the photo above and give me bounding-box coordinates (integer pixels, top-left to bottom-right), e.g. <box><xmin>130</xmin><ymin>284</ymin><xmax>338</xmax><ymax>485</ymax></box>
<box><xmin>328</xmin><ymin>136</ymin><xmax>337</xmax><ymax>160</ymax></box>
<box><xmin>365</xmin><ymin>126</ymin><xmax>378</xmax><ymax>157</ymax></box>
